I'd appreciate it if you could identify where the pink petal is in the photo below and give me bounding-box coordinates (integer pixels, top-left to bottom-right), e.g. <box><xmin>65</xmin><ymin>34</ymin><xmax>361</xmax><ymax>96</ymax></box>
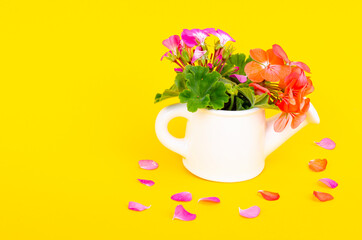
<box><xmin>309</xmin><ymin>159</ymin><xmax>327</xmax><ymax>172</ymax></box>
<box><xmin>162</xmin><ymin>35</ymin><xmax>181</xmax><ymax>55</ymax></box>
<box><xmin>128</xmin><ymin>201</ymin><xmax>150</xmax><ymax>211</ymax></box>
<box><xmin>138</xmin><ymin>160</ymin><xmax>159</xmax><ymax>170</ymax></box>
<box><xmin>174</xmin><ymin>68</ymin><xmax>183</xmax><ymax>73</ymax></box>
<box><xmin>313</xmin><ymin>191</ymin><xmax>334</xmax><ymax>202</ymax></box>
<box><xmin>191</xmin><ymin>46</ymin><xmax>207</xmax><ymax>64</ymax></box>
<box><xmin>198</xmin><ymin>197</ymin><xmax>220</xmax><ymax>203</ymax></box>
<box><xmin>239</xmin><ymin>206</ymin><xmax>260</xmax><ymax>218</ymax></box>
<box><xmin>171</xmin><ymin>192</ymin><xmax>192</xmax><ymax>202</ymax></box>
<box><xmin>207</xmin><ymin>63</ymin><xmax>213</xmax><ymax>69</ymax></box>
<box><xmin>319</xmin><ymin>178</ymin><xmax>338</xmax><ymax>188</ymax></box>
<box><xmin>230</xmin><ymin>74</ymin><xmax>247</xmax><ymax>83</ymax></box>
<box><xmin>315</xmin><ymin>138</ymin><xmax>336</xmax><ymax>150</ymax></box>
<box><xmin>173</xmin><ymin>205</ymin><xmax>196</xmax><ymax>221</ymax></box>
<box><xmin>258</xmin><ymin>190</ymin><xmax>280</xmax><ymax>201</ymax></box>
<box><xmin>137</xmin><ymin>179</ymin><xmax>155</xmax><ymax>187</ymax></box>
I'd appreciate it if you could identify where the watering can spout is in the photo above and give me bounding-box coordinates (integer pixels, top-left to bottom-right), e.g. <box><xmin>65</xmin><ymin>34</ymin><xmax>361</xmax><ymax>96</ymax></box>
<box><xmin>264</xmin><ymin>103</ymin><xmax>320</xmax><ymax>157</ymax></box>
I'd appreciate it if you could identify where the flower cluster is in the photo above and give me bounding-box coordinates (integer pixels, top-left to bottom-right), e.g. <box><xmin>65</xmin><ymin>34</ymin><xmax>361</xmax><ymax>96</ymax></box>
<box><xmin>245</xmin><ymin>45</ymin><xmax>314</xmax><ymax>131</ymax></box>
<box><xmin>157</xmin><ymin>28</ymin><xmax>314</xmax><ymax>132</ymax></box>
<box><xmin>161</xmin><ymin>28</ymin><xmax>244</xmax><ymax>79</ymax></box>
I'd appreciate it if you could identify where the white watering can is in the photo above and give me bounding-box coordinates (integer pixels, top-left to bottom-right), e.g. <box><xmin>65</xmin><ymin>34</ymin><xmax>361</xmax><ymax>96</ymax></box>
<box><xmin>155</xmin><ymin>103</ymin><xmax>320</xmax><ymax>182</ymax></box>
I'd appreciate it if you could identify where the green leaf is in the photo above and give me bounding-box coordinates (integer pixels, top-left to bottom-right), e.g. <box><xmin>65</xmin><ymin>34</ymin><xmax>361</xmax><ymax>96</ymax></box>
<box><xmin>221</xmin><ymin>53</ymin><xmax>252</xmax><ymax>76</ymax></box>
<box><xmin>235</xmin><ymin>97</ymin><xmax>245</xmax><ymax>110</ymax></box>
<box><xmin>238</xmin><ymin>87</ymin><xmax>256</xmax><ymax>107</ymax></box>
<box><xmin>254</xmin><ymin>93</ymin><xmax>279</xmax><ymax>109</ymax></box>
<box><xmin>154</xmin><ymin>73</ymin><xmax>186</xmax><ymax>103</ymax></box>
<box><xmin>179</xmin><ymin>66</ymin><xmax>229</xmax><ymax>112</ymax></box>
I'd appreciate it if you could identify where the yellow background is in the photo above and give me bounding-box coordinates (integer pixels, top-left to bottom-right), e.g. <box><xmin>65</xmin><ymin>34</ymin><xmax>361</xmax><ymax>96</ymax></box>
<box><xmin>0</xmin><ymin>0</ymin><xmax>361</xmax><ymax>239</ymax></box>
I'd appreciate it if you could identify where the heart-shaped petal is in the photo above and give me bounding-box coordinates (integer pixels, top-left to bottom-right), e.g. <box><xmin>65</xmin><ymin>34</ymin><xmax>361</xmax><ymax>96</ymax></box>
<box><xmin>171</xmin><ymin>192</ymin><xmax>192</xmax><ymax>202</ymax></box>
<box><xmin>198</xmin><ymin>197</ymin><xmax>220</xmax><ymax>203</ymax></box>
<box><xmin>138</xmin><ymin>160</ymin><xmax>158</xmax><ymax>170</ymax></box>
<box><xmin>128</xmin><ymin>201</ymin><xmax>150</xmax><ymax>211</ymax></box>
<box><xmin>313</xmin><ymin>191</ymin><xmax>334</xmax><ymax>202</ymax></box>
<box><xmin>258</xmin><ymin>190</ymin><xmax>280</xmax><ymax>201</ymax></box>
<box><xmin>239</xmin><ymin>206</ymin><xmax>260</xmax><ymax>218</ymax></box>
<box><xmin>315</xmin><ymin>138</ymin><xmax>336</xmax><ymax>150</ymax></box>
<box><xmin>309</xmin><ymin>159</ymin><xmax>327</xmax><ymax>172</ymax></box>
<box><xmin>319</xmin><ymin>178</ymin><xmax>338</xmax><ymax>188</ymax></box>
<box><xmin>137</xmin><ymin>179</ymin><xmax>155</xmax><ymax>187</ymax></box>
<box><xmin>173</xmin><ymin>205</ymin><xmax>196</xmax><ymax>221</ymax></box>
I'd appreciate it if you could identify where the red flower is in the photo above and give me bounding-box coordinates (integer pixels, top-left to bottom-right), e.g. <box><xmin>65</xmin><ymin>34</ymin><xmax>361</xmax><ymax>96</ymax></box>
<box><xmin>245</xmin><ymin>48</ymin><xmax>291</xmax><ymax>82</ymax></box>
<box><xmin>274</xmin><ymin>68</ymin><xmax>313</xmax><ymax>132</ymax></box>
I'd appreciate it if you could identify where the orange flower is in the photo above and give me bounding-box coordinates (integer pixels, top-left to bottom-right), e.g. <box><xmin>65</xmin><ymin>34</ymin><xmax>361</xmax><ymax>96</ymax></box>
<box><xmin>245</xmin><ymin>48</ymin><xmax>291</xmax><ymax>82</ymax></box>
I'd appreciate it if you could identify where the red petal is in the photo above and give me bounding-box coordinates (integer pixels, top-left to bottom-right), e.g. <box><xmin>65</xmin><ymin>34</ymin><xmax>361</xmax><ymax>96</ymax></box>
<box><xmin>244</xmin><ymin>61</ymin><xmax>265</xmax><ymax>82</ymax></box>
<box><xmin>313</xmin><ymin>191</ymin><xmax>334</xmax><ymax>202</ymax></box>
<box><xmin>274</xmin><ymin>113</ymin><xmax>291</xmax><ymax>132</ymax></box>
<box><xmin>249</xmin><ymin>48</ymin><xmax>267</xmax><ymax>63</ymax></box>
<box><xmin>258</xmin><ymin>190</ymin><xmax>280</xmax><ymax>201</ymax></box>
<box><xmin>292</xmin><ymin>61</ymin><xmax>311</xmax><ymax>73</ymax></box>
<box><xmin>266</xmin><ymin>49</ymin><xmax>284</xmax><ymax>65</ymax></box>
<box><xmin>272</xmin><ymin>44</ymin><xmax>290</xmax><ymax>63</ymax></box>
<box><xmin>309</xmin><ymin>159</ymin><xmax>327</xmax><ymax>172</ymax></box>
<box><xmin>291</xmin><ymin>113</ymin><xmax>306</xmax><ymax>129</ymax></box>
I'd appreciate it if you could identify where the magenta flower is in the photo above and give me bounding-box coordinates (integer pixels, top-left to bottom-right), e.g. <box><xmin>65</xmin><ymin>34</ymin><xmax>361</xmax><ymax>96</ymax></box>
<box><xmin>181</xmin><ymin>29</ymin><xmax>209</xmax><ymax>48</ymax></box>
<box><xmin>162</xmin><ymin>35</ymin><xmax>181</xmax><ymax>55</ymax></box>
<box><xmin>191</xmin><ymin>46</ymin><xmax>207</xmax><ymax>64</ymax></box>
<box><xmin>205</xmin><ymin>28</ymin><xmax>235</xmax><ymax>46</ymax></box>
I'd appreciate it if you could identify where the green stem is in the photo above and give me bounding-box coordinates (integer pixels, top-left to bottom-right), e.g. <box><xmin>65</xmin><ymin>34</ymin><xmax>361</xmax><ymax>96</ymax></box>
<box><xmin>228</xmin><ymin>94</ymin><xmax>235</xmax><ymax>110</ymax></box>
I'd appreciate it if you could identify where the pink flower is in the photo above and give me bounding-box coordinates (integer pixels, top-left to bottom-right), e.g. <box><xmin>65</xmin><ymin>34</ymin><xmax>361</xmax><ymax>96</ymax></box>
<box><xmin>191</xmin><ymin>46</ymin><xmax>207</xmax><ymax>64</ymax></box>
<box><xmin>162</xmin><ymin>35</ymin><xmax>181</xmax><ymax>55</ymax></box>
<box><xmin>205</xmin><ymin>28</ymin><xmax>235</xmax><ymax>46</ymax></box>
<box><xmin>181</xmin><ymin>29</ymin><xmax>209</xmax><ymax>47</ymax></box>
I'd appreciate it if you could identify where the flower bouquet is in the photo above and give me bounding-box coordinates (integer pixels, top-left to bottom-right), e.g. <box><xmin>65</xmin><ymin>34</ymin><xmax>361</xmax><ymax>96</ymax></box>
<box><xmin>155</xmin><ymin>28</ymin><xmax>314</xmax><ymax>132</ymax></box>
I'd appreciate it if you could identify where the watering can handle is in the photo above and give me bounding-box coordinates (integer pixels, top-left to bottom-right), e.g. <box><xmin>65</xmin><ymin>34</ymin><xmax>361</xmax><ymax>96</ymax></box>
<box><xmin>155</xmin><ymin>104</ymin><xmax>192</xmax><ymax>158</ymax></box>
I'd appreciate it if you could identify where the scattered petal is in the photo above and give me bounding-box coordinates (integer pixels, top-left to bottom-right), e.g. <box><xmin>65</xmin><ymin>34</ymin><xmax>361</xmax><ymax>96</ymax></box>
<box><xmin>198</xmin><ymin>197</ymin><xmax>220</xmax><ymax>203</ymax></box>
<box><xmin>138</xmin><ymin>160</ymin><xmax>158</xmax><ymax>170</ymax></box>
<box><xmin>313</xmin><ymin>191</ymin><xmax>334</xmax><ymax>202</ymax></box>
<box><xmin>171</xmin><ymin>192</ymin><xmax>192</xmax><ymax>202</ymax></box>
<box><xmin>315</xmin><ymin>138</ymin><xmax>336</xmax><ymax>150</ymax></box>
<box><xmin>137</xmin><ymin>179</ymin><xmax>155</xmax><ymax>187</ymax></box>
<box><xmin>258</xmin><ymin>190</ymin><xmax>280</xmax><ymax>201</ymax></box>
<box><xmin>309</xmin><ymin>159</ymin><xmax>327</xmax><ymax>172</ymax></box>
<box><xmin>128</xmin><ymin>201</ymin><xmax>150</xmax><ymax>211</ymax></box>
<box><xmin>173</xmin><ymin>205</ymin><xmax>196</xmax><ymax>221</ymax></box>
<box><xmin>319</xmin><ymin>178</ymin><xmax>338</xmax><ymax>188</ymax></box>
<box><xmin>239</xmin><ymin>206</ymin><xmax>260</xmax><ymax>218</ymax></box>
